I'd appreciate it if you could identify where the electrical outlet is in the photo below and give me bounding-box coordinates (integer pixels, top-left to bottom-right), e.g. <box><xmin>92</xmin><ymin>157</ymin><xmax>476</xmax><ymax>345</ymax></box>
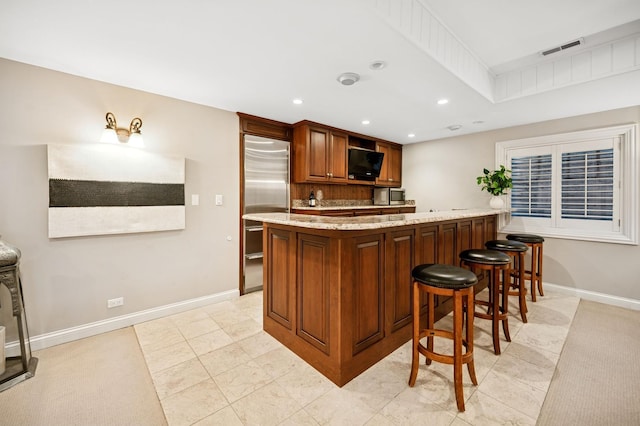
<box><xmin>107</xmin><ymin>297</ymin><xmax>124</xmax><ymax>308</ymax></box>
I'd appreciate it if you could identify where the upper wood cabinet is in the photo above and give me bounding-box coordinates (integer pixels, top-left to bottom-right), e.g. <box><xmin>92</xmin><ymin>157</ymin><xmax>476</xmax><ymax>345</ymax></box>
<box><xmin>293</xmin><ymin>123</ymin><xmax>348</xmax><ymax>183</ymax></box>
<box><xmin>375</xmin><ymin>142</ymin><xmax>402</xmax><ymax>187</ymax></box>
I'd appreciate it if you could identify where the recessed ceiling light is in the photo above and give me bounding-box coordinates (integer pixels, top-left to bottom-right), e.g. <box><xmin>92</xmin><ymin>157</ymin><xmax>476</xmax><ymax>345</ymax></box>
<box><xmin>362</xmin><ymin>120</ymin><xmax>370</xmax><ymax>125</ymax></box>
<box><xmin>369</xmin><ymin>60</ymin><xmax>387</xmax><ymax>70</ymax></box>
<box><xmin>292</xmin><ymin>98</ymin><xmax>303</xmax><ymax>105</ymax></box>
<box><xmin>337</xmin><ymin>72</ymin><xmax>360</xmax><ymax>86</ymax></box>
<box><xmin>437</xmin><ymin>99</ymin><xmax>449</xmax><ymax>105</ymax></box>
<box><xmin>408</xmin><ymin>133</ymin><xmax>415</xmax><ymax>138</ymax></box>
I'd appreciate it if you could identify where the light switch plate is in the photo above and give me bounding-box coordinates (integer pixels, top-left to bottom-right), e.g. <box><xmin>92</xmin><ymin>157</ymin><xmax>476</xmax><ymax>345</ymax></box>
<box><xmin>191</xmin><ymin>194</ymin><xmax>199</xmax><ymax>206</ymax></box>
<box><xmin>215</xmin><ymin>194</ymin><xmax>223</xmax><ymax>206</ymax></box>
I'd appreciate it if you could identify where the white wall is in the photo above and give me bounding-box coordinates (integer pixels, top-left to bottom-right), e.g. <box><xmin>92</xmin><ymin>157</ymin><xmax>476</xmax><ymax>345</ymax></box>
<box><xmin>0</xmin><ymin>59</ymin><xmax>240</xmax><ymax>347</ymax></box>
<box><xmin>403</xmin><ymin>106</ymin><xmax>640</xmax><ymax>306</ymax></box>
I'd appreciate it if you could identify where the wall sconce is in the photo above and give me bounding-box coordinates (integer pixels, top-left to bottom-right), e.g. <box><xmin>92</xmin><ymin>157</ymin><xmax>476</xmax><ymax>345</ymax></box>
<box><xmin>100</xmin><ymin>112</ymin><xmax>144</xmax><ymax>148</ymax></box>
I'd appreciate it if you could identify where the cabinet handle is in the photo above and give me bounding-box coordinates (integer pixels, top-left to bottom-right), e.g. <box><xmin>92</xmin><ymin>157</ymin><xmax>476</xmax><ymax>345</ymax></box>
<box><xmin>389</xmin><ymin>178</ymin><xmax>394</xmax><ymax>182</ymax></box>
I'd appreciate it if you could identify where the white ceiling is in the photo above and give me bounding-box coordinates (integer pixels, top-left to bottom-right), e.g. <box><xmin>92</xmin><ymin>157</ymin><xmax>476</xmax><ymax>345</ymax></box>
<box><xmin>1</xmin><ymin>0</ymin><xmax>640</xmax><ymax>144</ymax></box>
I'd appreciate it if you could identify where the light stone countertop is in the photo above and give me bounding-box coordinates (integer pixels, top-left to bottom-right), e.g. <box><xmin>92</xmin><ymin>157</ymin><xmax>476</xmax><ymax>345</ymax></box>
<box><xmin>243</xmin><ymin>208</ymin><xmax>507</xmax><ymax>231</ymax></box>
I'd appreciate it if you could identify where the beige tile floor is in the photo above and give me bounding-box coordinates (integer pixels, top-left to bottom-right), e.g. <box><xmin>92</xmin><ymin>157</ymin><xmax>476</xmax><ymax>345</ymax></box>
<box><xmin>134</xmin><ymin>289</ymin><xmax>579</xmax><ymax>426</ymax></box>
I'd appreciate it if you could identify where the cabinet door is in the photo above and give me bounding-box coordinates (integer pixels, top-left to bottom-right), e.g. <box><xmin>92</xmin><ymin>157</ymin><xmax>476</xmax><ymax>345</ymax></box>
<box><xmin>417</xmin><ymin>225</ymin><xmax>438</xmax><ymax>312</ymax></box>
<box><xmin>293</xmin><ymin>124</ymin><xmax>348</xmax><ymax>183</ymax></box>
<box><xmin>352</xmin><ymin>234</ymin><xmax>385</xmax><ymax>355</ymax></box>
<box><xmin>485</xmin><ymin>215</ymin><xmax>497</xmax><ymax>240</ymax></box>
<box><xmin>265</xmin><ymin>227</ymin><xmax>295</xmax><ymax>329</ymax></box>
<box><xmin>307</xmin><ymin>126</ymin><xmax>330</xmax><ymax>181</ymax></box>
<box><xmin>472</xmin><ymin>217</ymin><xmax>486</xmax><ymax>249</ymax></box>
<box><xmin>438</xmin><ymin>222</ymin><xmax>457</xmax><ymax>266</ymax></box>
<box><xmin>437</xmin><ymin>222</ymin><xmax>458</xmax><ymax>307</ymax></box>
<box><xmin>328</xmin><ymin>131</ymin><xmax>348</xmax><ymax>182</ymax></box>
<box><xmin>297</xmin><ymin>233</ymin><xmax>332</xmax><ymax>354</ymax></box>
<box><xmin>386</xmin><ymin>228</ymin><xmax>415</xmax><ymax>333</ymax></box>
<box><xmin>388</xmin><ymin>144</ymin><xmax>402</xmax><ymax>186</ymax></box>
<box><xmin>375</xmin><ymin>142</ymin><xmax>402</xmax><ymax>187</ymax></box>
<box><xmin>457</xmin><ymin>220</ymin><xmax>473</xmax><ymax>254</ymax></box>
<box><xmin>375</xmin><ymin>142</ymin><xmax>391</xmax><ymax>184</ymax></box>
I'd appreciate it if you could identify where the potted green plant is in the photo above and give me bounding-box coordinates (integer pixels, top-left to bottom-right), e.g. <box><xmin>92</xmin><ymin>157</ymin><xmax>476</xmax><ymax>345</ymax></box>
<box><xmin>477</xmin><ymin>165</ymin><xmax>512</xmax><ymax>208</ymax></box>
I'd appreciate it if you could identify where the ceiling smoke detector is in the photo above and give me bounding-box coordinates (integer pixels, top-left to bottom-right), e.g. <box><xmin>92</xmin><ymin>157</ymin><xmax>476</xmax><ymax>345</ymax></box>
<box><xmin>337</xmin><ymin>72</ymin><xmax>360</xmax><ymax>86</ymax></box>
<box><xmin>369</xmin><ymin>60</ymin><xmax>387</xmax><ymax>70</ymax></box>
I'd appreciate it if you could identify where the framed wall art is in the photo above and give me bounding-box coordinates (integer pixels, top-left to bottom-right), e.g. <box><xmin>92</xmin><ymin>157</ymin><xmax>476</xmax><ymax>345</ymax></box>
<box><xmin>47</xmin><ymin>144</ymin><xmax>185</xmax><ymax>238</ymax></box>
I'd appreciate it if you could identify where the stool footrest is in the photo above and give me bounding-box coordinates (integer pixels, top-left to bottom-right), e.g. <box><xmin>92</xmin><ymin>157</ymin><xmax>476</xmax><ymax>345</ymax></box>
<box><xmin>418</xmin><ymin>345</ymin><xmax>474</xmax><ymax>366</ymax></box>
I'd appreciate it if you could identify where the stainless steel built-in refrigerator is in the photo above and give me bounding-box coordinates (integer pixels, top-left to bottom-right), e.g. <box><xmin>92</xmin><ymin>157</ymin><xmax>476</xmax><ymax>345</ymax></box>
<box><xmin>242</xmin><ymin>135</ymin><xmax>290</xmax><ymax>293</ymax></box>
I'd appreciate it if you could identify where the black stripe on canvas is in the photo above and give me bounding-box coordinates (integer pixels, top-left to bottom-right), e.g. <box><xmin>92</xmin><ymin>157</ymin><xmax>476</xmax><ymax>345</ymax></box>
<box><xmin>49</xmin><ymin>179</ymin><xmax>185</xmax><ymax>207</ymax></box>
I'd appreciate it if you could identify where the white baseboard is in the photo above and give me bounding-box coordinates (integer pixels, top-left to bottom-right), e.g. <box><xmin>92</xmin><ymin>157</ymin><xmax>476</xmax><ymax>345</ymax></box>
<box><xmin>23</xmin><ymin>289</ymin><xmax>240</xmax><ymax>352</ymax></box>
<box><xmin>544</xmin><ymin>282</ymin><xmax>640</xmax><ymax>311</ymax></box>
<box><xmin>11</xmin><ymin>283</ymin><xmax>639</xmax><ymax>354</ymax></box>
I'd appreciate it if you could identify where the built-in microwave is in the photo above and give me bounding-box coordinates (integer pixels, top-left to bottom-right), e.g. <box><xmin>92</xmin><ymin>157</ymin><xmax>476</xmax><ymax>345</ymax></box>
<box><xmin>373</xmin><ymin>187</ymin><xmax>405</xmax><ymax>205</ymax></box>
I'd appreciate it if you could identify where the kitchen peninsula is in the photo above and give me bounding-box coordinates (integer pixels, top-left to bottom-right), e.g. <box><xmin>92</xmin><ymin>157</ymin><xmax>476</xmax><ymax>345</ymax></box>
<box><xmin>242</xmin><ymin>209</ymin><xmax>502</xmax><ymax>386</ymax></box>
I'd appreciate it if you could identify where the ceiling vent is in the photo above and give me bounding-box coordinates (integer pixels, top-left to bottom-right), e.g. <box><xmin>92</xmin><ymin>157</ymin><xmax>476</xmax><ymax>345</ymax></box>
<box><xmin>540</xmin><ymin>38</ymin><xmax>584</xmax><ymax>56</ymax></box>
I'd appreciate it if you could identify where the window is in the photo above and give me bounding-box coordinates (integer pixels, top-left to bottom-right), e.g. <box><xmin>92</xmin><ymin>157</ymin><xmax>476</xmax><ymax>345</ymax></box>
<box><xmin>511</xmin><ymin>154</ymin><xmax>552</xmax><ymax>218</ymax></box>
<box><xmin>496</xmin><ymin>124</ymin><xmax>637</xmax><ymax>245</ymax></box>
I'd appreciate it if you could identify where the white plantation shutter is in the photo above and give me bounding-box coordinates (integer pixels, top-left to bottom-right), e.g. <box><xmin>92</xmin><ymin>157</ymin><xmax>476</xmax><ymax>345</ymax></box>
<box><xmin>561</xmin><ymin>149</ymin><xmax>614</xmax><ymax>221</ymax></box>
<box><xmin>511</xmin><ymin>154</ymin><xmax>552</xmax><ymax>218</ymax></box>
<box><xmin>496</xmin><ymin>124</ymin><xmax>637</xmax><ymax>245</ymax></box>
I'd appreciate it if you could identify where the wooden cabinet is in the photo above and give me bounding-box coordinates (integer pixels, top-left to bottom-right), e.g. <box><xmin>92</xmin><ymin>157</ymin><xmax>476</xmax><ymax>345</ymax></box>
<box><xmin>376</xmin><ymin>142</ymin><xmax>402</xmax><ymax>187</ymax></box>
<box><xmin>262</xmin><ymin>213</ymin><xmax>498</xmax><ymax>386</ymax></box>
<box><xmin>293</xmin><ymin>123</ymin><xmax>348</xmax><ymax>183</ymax></box>
<box><xmin>292</xmin><ymin>120</ymin><xmax>403</xmax><ymax>186</ymax></box>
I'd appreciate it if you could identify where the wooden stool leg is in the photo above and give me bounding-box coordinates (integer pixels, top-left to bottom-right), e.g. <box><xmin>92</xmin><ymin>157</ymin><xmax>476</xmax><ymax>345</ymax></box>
<box><xmin>425</xmin><ymin>291</ymin><xmax>434</xmax><ymax>366</ymax></box>
<box><xmin>517</xmin><ymin>252</ymin><xmax>528</xmax><ymax>322</ymax></box>
<box><xmin>408</xmin><ymin>281</ymin><xmax>420</xmax><ymax>386</ymax></box>
<box><xmin>490</xmin><ymin>267</ymin><xmax>501</xmax><ymax>354</ymax></box>
<box><xmin>530</xmin><ymin>245</ymin><xmax>538</xmax><ymax>302</ymax></box>
<box><xmin>453</xmin><ymin>290</ymin><xmax>465</xmax><ymax>412</ymax></box>
<box><xmin>536</xmin><ymin>244</ymin><xmax>544</xmax><ymax>296</ymax></box>
<box><xmin>465</xmin><ymin>290</ymin><xmax>477</xmax><ymax>386</ymax></box>
<box><xmin>501</xmin><ymin>267</ymin><xmax>511</xmax><ymax>343</ymax></box>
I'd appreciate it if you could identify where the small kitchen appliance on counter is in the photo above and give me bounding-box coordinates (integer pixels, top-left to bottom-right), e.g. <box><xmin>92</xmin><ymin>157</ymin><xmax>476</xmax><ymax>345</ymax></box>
<box><xmin>373</xmin><ymin>187</ymin><xmax>405</xmax><ymax>205</ymax></box>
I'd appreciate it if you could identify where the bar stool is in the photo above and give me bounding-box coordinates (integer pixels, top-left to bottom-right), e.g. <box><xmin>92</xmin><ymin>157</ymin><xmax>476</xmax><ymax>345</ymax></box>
<box><xmin>485</xmin><ymin>240</ymin><xmax>529</xmax><ymax>323</ymax></box>
<box><xmin>459</xmin><ymin>249</ymin><xmax>511</xmax><ymax>355</ymax></box>
<box><xmin>506</xmin><ymin>234</ymin><xmax>545</xmax><ymax>301</ymax></box>
<box><xmin>408</xmin><ymin>263</ymin><xmax>478</xmax><ymax>412</ymax></box>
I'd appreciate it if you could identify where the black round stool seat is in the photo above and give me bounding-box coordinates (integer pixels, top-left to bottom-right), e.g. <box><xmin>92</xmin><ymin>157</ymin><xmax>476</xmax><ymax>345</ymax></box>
<box><xmin>412</xmin><ymin>264</ymin><xmax>478</xmax><ymax>289</ymax></box>
<box><xmin>459</xmin><ymin>249</ymin><xmax>510</xmax><ymax>265</ymax></box>
<box><xmin>506</xmin><ymin>234</ymin><xmax>545</xmax><ymax>301</ymax></box>
<box><xmin>485</xmin><ymin>239</ymin><xmax>528</xmax><ymax>253</ymax></box>
<box><xmin>506</xmin><ymin>233</ymin><xmax>545</xmax><ymax>244</ymax></box>
<box><xmin>408</xmin><ymin>263</ymin><xmax>479</xmax><ymax>412</ymax></box>
<box><xmin>459</xmin><ymin>248</ymin><xmax>511</xmax><ymax>355</ymax></box>
<box><xmin>485</xmin><ymin>240</ymin><xmax>529</xmax><ymax>323</ymax></box>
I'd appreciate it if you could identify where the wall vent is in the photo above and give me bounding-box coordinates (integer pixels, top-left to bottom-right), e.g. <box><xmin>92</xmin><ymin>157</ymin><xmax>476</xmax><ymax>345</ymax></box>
<box><xmin>540</xmin><ymin>38</ymin><xmax>584</xmax><ymax>56</ymax></box>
